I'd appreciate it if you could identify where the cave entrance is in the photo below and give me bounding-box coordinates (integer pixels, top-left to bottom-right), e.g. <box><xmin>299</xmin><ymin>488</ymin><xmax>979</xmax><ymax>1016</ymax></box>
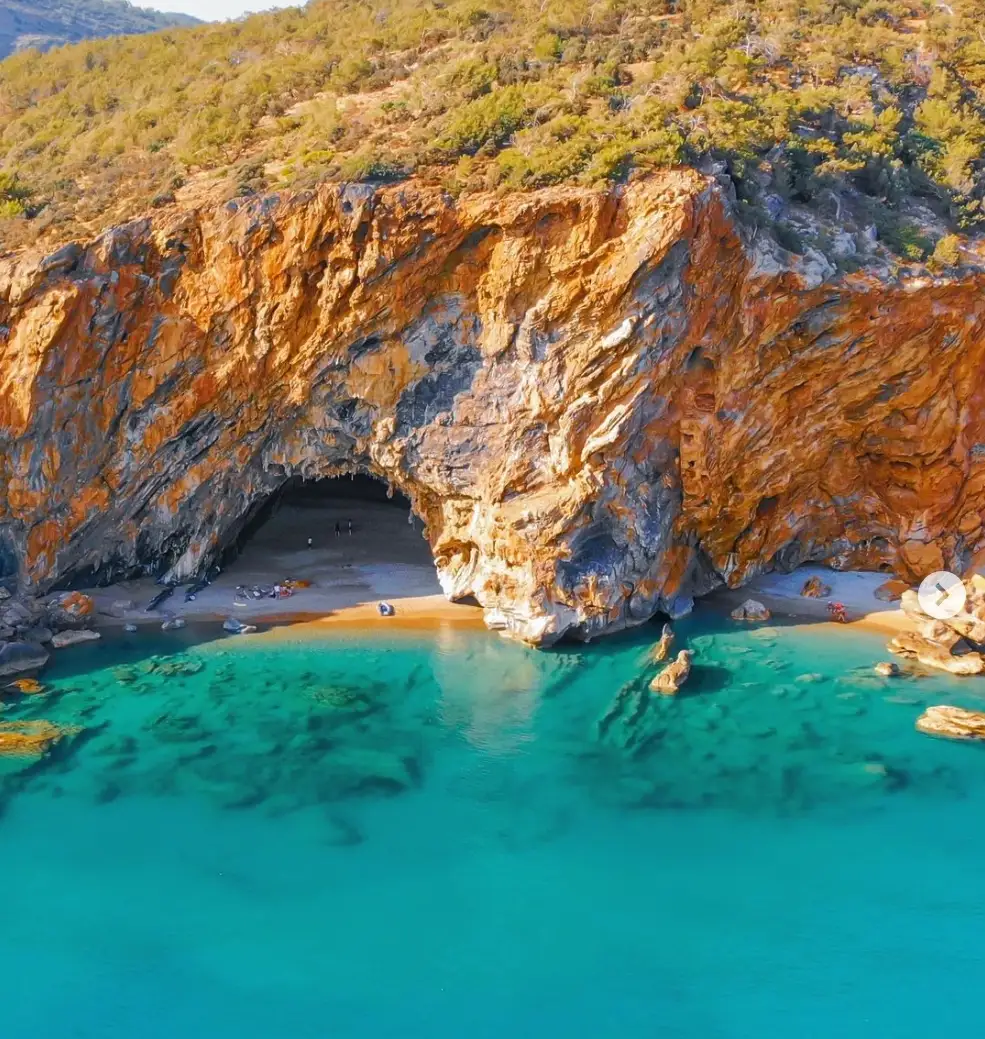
<box><xmin>223</xmin><ymin>473</ymin><xmax>442</xmax><ymax>600</ymax></box>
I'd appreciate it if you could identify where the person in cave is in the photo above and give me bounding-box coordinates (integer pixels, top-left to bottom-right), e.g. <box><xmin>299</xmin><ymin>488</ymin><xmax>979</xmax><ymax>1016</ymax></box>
<box><xmin>335</xmin><ymin>521</ymin><xmax>341</xmax><ymax>537</ymax></box>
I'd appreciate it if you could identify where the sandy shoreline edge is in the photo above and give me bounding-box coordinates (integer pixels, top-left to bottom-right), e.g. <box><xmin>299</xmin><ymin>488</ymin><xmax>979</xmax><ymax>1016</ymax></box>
<box><xmin>80</xmin><ymin>564</ymin><xmax>914</xmax><ymax>644</ymax></box>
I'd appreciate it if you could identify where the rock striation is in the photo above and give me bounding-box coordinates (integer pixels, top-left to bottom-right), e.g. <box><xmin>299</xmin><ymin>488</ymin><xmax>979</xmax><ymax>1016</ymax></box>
<box><xmin>1</xmin><ymin>171</ymin><xmax>985</xmax><ymax>645</ymax></box>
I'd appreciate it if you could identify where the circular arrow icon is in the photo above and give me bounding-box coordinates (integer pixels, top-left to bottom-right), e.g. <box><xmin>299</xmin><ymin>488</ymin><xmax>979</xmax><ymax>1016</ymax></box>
<box><xmin>917</xmin><ymin>570</ymin><xmax>967</xmax><ymax>620</ymax></box>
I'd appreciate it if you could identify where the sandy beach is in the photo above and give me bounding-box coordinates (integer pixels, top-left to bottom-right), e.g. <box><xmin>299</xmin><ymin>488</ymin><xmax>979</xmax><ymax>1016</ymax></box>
<box><xmin>708</xmin><ymin>565</ymin><xmax>916</xmax><ymax>636</ymax></box>
<box><xmin>79</xmin><ymin>493</ymin><xmax>915</xmax><ymax>642</ymax></box>
<box><xmin>83</xmin><ymin>497</ymin><xmax>484</xmax><ymax>634</ymax></box>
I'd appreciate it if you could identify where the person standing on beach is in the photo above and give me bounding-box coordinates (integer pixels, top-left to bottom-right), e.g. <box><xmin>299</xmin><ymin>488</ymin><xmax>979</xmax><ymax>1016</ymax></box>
<box><xmin>348</xmin><ymin>519</ymin><xmax>352</xmax><ymax>535</ymax></box>
<box><xmin>335</xmin><ymin>521</ymin><xmax>341</xmax><ymax>537</ymax></box>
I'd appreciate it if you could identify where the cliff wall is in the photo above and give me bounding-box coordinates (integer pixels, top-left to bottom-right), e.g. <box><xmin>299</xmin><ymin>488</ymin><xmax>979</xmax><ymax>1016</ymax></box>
<box><xmin>1</xmin><ymin>171</ymin><xmax>983</xmax><ymax>643</ymax></box>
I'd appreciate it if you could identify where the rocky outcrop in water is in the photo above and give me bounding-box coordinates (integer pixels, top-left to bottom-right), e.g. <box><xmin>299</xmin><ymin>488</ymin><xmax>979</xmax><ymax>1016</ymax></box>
<box><xmin>916</xmin><ymin>705</ymin><xmax>985</xmax><ymax>742</ymax></box>
<box><xmin>2</xmin><ymin>171</ymin><xmax>985</xmax><ymax>644</ymax></box>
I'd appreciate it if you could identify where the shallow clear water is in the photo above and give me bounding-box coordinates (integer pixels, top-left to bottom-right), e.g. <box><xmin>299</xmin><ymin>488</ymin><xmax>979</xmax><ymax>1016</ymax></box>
<box><xmin>2</xmin><ymin>611</ymin><xmax>984</xmax><ymax>1038</ymax></box>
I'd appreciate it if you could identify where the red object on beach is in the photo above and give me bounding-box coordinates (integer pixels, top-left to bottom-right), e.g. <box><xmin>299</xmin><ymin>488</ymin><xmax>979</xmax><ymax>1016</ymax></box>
<box><xmin>826</xmin><ymin>601</ymin><xmax>848</xmax><ymax>623</ymax></box>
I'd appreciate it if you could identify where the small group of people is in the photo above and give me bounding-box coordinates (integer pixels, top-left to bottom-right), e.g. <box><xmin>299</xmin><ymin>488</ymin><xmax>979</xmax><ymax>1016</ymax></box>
<box><xmin>306</xmin><ymin>520</ymin><xmax>353</xmax><ymax>544</ymax></box>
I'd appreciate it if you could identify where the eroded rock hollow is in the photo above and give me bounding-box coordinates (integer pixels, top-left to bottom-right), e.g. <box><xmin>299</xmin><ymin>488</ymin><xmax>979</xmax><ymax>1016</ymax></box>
<box><xmin>1</xmin><ymin>171</ymin><xmax>984</xmax><ymax>644</ymax></box>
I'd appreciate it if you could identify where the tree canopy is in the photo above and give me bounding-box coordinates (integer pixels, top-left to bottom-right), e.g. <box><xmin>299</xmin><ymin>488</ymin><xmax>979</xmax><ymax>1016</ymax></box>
<box><xmin>1</xmin><ymin>0</ymin><xmax>984</xmax><ymax>262</ymax></box>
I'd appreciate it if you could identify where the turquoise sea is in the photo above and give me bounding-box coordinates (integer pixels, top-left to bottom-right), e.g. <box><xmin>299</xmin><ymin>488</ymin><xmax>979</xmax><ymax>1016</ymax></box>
<box><xmin>2</xmin><ymin>610</ymin><xmax>983</xmax><ymax>1038</ymax></box>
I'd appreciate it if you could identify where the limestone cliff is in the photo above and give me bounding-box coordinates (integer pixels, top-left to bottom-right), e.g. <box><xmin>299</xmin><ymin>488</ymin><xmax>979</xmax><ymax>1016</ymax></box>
<box><xmin>1</xmin><ymin>170</ymin><xmax>983</xmax><ymax>644</ymax></box>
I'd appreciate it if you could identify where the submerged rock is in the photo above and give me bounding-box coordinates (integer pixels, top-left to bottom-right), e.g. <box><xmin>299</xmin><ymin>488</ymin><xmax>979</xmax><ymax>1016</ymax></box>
<box><xmin>161</xmin><ymin>617</ymin><xmax>187</xmax><ymax>631</ymax></box>
<box><xmin>874</xmin><ymin>661</ymin><xmax>900</xmax><ymax>677</ymax></box>
<box><xmin>731</xmin><ymin>599</ymin><xmax>771</xmax><ymax>622</ymax></box>
<box><xmin>9</xmin><ymin>677</ymin><xmax>44</xmax><ymax>694</ymax></box>
<box><xmin>51</xmin><ymin>629</ymin><xmax>101</xmax><ymax>649</ymax></box>
<box><xmin>318</xmin><ymin>747</ymin><xmax>420</xmax><ymax>799</ymax></box>
<box><xmin>649</xmin><ymin>650</ymin><xmax>692</xmax><ymax>696</ymax></box>
<box><xmin>0</xmin><ymin>720</ymin><xmax>77</xmax><ymax>757</ymax></box>
<box><xmin>0</xmin><ymin>641</ymin><xmax>48</xmax><ymax>677</ymax></box>
<box><xmin>324</xmin><ymin>814</ymin><xmax>365</xmax><ymax>848</ymax></box>
<box><xmin>916</xmin><ymin>705</ymin><xmax>985</xmax><ymax>742</ymax></box>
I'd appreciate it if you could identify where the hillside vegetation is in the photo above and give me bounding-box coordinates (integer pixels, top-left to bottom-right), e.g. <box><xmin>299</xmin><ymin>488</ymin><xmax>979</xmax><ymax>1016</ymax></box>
<box><xmin>2</xmin><ymin>0</ymin><xmax>985</xmax><ymax>264</ymax></box>
<box><xmin>0</xmin><ymin>1</ymin><xmax>198</xmax><ymax>61</ymax></box>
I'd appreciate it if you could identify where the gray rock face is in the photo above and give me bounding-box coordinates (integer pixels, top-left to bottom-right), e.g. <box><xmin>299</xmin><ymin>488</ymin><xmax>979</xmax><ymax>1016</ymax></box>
<box><xmin>0</xmin><ymin>640</ymin><xmax>48</xmax><ymax>676</ymax></box>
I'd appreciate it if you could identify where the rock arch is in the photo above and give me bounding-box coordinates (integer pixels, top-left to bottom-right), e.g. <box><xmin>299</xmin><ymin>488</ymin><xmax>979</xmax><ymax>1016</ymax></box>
<box><xmin>1</xmin><ymin>173</ymin><xmax>983</xmax><ymax>644</ymax></box>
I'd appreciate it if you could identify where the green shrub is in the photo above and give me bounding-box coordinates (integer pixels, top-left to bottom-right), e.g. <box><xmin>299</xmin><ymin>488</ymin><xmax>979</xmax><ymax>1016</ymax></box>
<box><xmin>338</xmin><ymin>149</ymin><xmax>406</xmax><ymax>182</ymax></box>
<box><xmin>0</xmin><ymin>0</ymin><xmax>984</xmax><ymax>251</ymax></box>
<box><xmin>0</xmin><ymin>173</ymin><xmax>31</xmax><ymax>217</ymax></box>
<box><xmin>435</xmin><ymin>85</ymin><xmax>537</xmax><ymax>156</ymax></box>
<box><xmin>931</xmin><ymin>233</ymin><xmax>962</xmax><ymax>268</ymax></box>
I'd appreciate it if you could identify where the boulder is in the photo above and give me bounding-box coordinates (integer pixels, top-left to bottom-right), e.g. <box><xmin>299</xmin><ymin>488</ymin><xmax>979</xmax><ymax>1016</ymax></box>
<box><xmin>647</xmin><ymin>623</ymin><xmax>674</xmax><ymax>664</ymax></box>
<box><xmin>51</xmin><ymin>629</ymin><xmax>101</xmax><ymax>649</ymax></box>
<box><xmin>800</xmin><ymin>575</ymin><xmax>831</xmax><ymax>598</ymax></box>
<box><xmin>110</xmin><ymin>599</ymin><xmax>137</xmax><ymax>616</ymax></box>
<box><xmin>649</xmin><ymin>649</ymin><xmax>692</xmax><ymax>696</ymax></box>
<box><xmin>1</xmin><ymin>600</ymin><xmax>39</xmax><ymax>630</ymax></box>
<box><xmin>9</xmin><ymin>677</ymin><xmax>44</xmax><ymax>694</ymax></box>
<box><xmin>943</xmin><ymin>611</ymin><xmax>985</xmax><ymax>647</ymax></box>
<box><xmin>916</xmin><ymin>705</ymin><xmax>985</xmax><ymax>742</ymax></box>
<box><xmin>919</xmin><ymin>618</ymin><xmax>962</xmax><ymax>650</ymax></box>
<box><xmin>874</xmin><ymin>661</ymin><xmax>899</xmax><ymax>677</ymax></box>
<box><xmin>46</xmin><ymin>591</ymin><xmax>96</xmax><ymax>629</ymax></box>
<box><xmin>731</xmin><ymin>599</ymin><xmax>771</xmax><ymax>622</ymax></box>
<box><xmin>20</xmin><ymin>625</ymin><xmax>53</xmax><ymax>645</ymax></box>
<box><xmin>161</xmin><ymin>617</ymin><xmax>186</xmax><ymax>631</ymax></box>
<box><xmin>0</xmin><ymin>641</ymin><xmax>49</xmax><ymax>677</ymax></box>
<box><xmin>888</xmin><ymin>632</ymin><xmax>985</xmax><ymax>675</ymax></box>
<box><xmin>898</xmin><ymin>589</ymin><xmax>927</xmax><ymax>620</ymax></box>
<box><xmin>223</xmin><ymin>617</ymin><xmax>257</xmax><ymax>635</ymax></box>
<box><xmin>874</xmin><ymin>579</ymin><xmax>910</xmax><ymax>603</ymax></box>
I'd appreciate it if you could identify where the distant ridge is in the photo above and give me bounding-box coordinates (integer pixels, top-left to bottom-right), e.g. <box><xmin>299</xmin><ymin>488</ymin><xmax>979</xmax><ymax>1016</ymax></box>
<box><xmin>0</xmin><ymin>0</ymin><xmax>199</xmax><ymax>60</ymax></box>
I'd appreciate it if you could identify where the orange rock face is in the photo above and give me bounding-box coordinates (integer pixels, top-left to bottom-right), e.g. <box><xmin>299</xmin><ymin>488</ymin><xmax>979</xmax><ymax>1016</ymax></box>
<box><xmin>1</xmin><ymin>172</ymin><xmax>984</xmax><ymax>644</ymax></box>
